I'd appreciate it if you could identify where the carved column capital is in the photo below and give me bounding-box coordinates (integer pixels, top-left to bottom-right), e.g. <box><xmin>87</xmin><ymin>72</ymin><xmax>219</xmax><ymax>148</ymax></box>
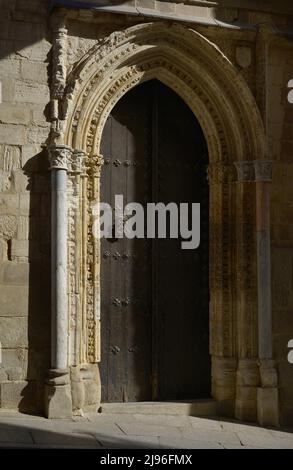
<box><xmin>234</xmin><ymin>161</ymin><xmax>255</xmax><ymax>182</ymax></box>
<box><xmin>87</xmin><ymin>154</ymin><xmax>104</xmax><ymax>176</ymax></box>
<box><xmin>207</xmin><ymin>163</ymin><xmax>236</xmax><ymax>185</ymax></box>
<box><xmin>253</xmin><ymin>160</ymin><xmax>273</xmax><ymax>182</ymax></box>
<box><xmin>68</xmin><ymin>149</ymin><xmax>87</xmax><ymax>174</ymax></box>
<box><xmin>48</xmin><ymin>145</ymin><xmax>73</xmax><ymax>171</ymax></box>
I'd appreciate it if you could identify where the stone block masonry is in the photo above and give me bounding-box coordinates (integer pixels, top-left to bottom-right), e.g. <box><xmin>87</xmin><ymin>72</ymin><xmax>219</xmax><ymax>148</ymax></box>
<box><xmin>0</xmin><ymin>0</ymin><xmax>51</xmax><ymax>412</ymax></box>
<box><xmin>0</xmin><ymin>0</ymin><xmax>292</xmax><ymax>424</ymax></box>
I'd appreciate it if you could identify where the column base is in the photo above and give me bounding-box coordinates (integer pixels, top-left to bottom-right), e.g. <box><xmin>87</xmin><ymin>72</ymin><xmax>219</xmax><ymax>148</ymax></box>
<box><xmin>257</xmin><ymin>359</ymin><xmax>279</xmax><ymax>427</ymax></box>
<box><xmin>235</xmin><ymin>386</ymin><xmax>258</xmax><ymax>422</ymax></box>
<box><xmin>257</xmin><ymin>387</ymin><xmax>279</xmax><ymax>427</ymax></box>
<box><xmin>44</xmin><ymin>369</ymin><xmax>72</xmax><ymax>419</ymax></box>
<box><xmin>235</xmin><ymin>359</ymin><xmax>259</xmax><ymax>422</ymax></box>
<box><xmin>211</xmin><ymin>357</ymin><xmax>237</xmax><ymax>417</ymax></box>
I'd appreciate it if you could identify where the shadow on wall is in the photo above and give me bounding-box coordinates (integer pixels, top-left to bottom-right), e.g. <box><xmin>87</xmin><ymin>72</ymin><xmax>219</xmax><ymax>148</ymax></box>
<box><xmin>19</xmin><ymin>151</ymin><xmax>51</xmax><ymax>414</ymax></box>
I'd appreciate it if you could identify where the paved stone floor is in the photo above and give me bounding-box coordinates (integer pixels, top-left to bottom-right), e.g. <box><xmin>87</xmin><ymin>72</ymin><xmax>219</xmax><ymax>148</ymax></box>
<box><xmin>0</xmin><ymin>411</ymin><xmax>293</xmax><ymax>448</ymax></box>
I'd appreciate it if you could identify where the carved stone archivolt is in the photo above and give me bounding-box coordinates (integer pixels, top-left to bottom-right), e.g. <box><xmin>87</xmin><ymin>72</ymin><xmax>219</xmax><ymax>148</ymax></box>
<box><xmin>48</xmin><ymin>18</ymin><xmax>268</xmax><ymax>418</ymax></box>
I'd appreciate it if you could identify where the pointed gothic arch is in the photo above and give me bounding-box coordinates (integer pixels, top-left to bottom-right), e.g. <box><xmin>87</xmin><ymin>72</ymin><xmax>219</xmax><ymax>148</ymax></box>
<box><xmin>47</xmin><ymin>21</ymin><xmax>277</xmax><ymax>422</ymax></box>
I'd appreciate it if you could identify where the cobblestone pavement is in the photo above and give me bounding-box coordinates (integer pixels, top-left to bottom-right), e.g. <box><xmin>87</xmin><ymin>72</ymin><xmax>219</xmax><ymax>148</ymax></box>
<box><xmin>0</xmin><ymin>411</ymin><xmax>293</xmax><ymax>449</ymax></box>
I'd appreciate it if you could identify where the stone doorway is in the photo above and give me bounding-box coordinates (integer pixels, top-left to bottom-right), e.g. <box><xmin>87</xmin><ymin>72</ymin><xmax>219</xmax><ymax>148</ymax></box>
<box><xmin>99</xmin><ymin>80</ymin><xmax>210</xmax><ymax>403</ymax></box>
<box><xmin>45</xmin><ymin>21</ymin><xmax>278</xmax><ymax>425</ymax></box>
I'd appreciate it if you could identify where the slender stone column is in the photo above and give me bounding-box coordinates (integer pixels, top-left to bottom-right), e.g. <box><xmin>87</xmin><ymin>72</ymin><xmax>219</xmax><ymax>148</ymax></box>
<box><xmin>44</xmin><ymin>144</ymin><xmax>73</xmax><ymax>419</ymax></box>
<box><xmin>254</xmin><ymin>160</ymin><xmax>279</xmax><ymax>427</ymax></box>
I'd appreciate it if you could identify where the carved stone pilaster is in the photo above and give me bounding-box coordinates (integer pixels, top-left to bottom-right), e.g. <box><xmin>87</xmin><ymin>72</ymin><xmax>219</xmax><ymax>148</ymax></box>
<box><xmin>254</xmin><ymin>160</ymin><xmax>279</xmax><ymax>426</ymax></box>
<box><xmin>208</xmin><ymin>163</ymin><xmax>237</xmax><ymax>416</ymax></box>
<box><xmin>67</xmin><ymin>151</ymin><xmax>87</xmax><ymax>367</ymax></box>
<box><xmin>83</xmin><ymin>154</ymin><xmax>104</xmax><ymax>365</ymax></box>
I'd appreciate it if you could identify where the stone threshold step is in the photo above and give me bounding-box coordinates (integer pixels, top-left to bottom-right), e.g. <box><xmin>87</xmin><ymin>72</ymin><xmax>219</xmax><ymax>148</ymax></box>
<box><xmin>101</xmin><ymin>399</ymin><xmax>219</xmax><ymax>416</ymax></box>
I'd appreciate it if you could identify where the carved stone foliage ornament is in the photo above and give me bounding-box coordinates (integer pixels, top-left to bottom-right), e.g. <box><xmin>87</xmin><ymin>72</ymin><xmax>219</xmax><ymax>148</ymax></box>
<box><xmin>87</xmin><ymin>154</ymin><xmax>104</xmax><ymax>176</ymax></box>
<box><xmin>48</xmin><ymin>145</ymin><xmax>72</xmax><ymax>170</ymax></box>
<box><xmin>68</xmin><ymin>150</ymin><xmax>87</xmax><ymax>174</ymax></box>
<box><xmin>59</xmin><ymin>22</ymin><xmax>265</xmax><ymax>164</ymax></box>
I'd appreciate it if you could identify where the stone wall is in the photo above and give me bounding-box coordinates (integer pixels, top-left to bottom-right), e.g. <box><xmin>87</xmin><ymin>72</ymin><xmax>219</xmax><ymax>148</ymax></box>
<box><xmin>0</xmin><ymin>0</ymin><xmax>293</xmax><ymax>425</ymax></box>
<box><xmin>269</xmin><ymin>44</ymin><xmax>293</xmax><ymax>426</ymax></box>
<box><xmin>0</xmin><ymin>0</ymin><xmax>52</xmax><ymax>412</ymax></box>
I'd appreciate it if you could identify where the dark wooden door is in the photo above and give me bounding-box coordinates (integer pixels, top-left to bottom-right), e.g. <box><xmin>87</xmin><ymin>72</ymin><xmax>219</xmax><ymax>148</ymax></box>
<box><xmin>100</xmin><ymin>80</ymin><xmax>210</xmax><ymax>402</ymax></box>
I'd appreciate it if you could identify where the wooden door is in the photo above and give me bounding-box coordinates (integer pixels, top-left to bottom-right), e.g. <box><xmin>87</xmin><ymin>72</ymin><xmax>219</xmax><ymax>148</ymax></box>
<box><xmin>100</xmin><ymin>80</ymin><xmax>210</xmax><ymax>402</ymax></box>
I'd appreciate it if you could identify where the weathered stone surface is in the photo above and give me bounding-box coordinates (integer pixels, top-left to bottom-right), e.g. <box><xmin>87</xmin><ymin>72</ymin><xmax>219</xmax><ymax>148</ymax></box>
<box><xmin>0</xmin><ymin>59</ymin><xmax>21</xmax><ymax>78</ymax></box>
<box><xmin>0</xmin><ymin>262</ymin><xmax>29</xmax><ymax>285</ymax></box>
<box><xmin>0</xmin><ymin>124</ymin><xmax>26</xmax><ymax>145</ymax></box>
<box><xmin>0</xmin><ymin>214</ymin><xmax>17</xmax><ymax>239</ymax></box>
<box><xmin>21</xmin><ymin>145</ymin><xmax>42</xmax><ymax>167</ymax></box>
<box><xmin>12</xmin><ymin>170</ymin><xmax>29</xmax><ymax>193</ymax></box>
<box><xmin>0</xmin><ymin>380</ymin><xmax>36</xmax><ymax>411</ymax></box>
<box><xmin>13</xmin><ymin>39</ymin><xmax>51</xmax><ymax>61</ymax></box>
<box><xmin>26</xmin><ymin>126</ymin><xmax>50</xmax><ymax>145</ymax></box>
<box><xmin>15</xmin><ymin>81</ymin><xmax>49</xmax><ymax>104</ymax></box>
<box><xmin>0</xmin><ymin>145</ymin><xmax>21</xmax><ymax>171</ymax></box>
<box><xmin>0</xmin><ymin>195</ymin><xmax>19</xmax><ymax>214</ymax></box>
<box><xmin>257</xmin><ymin>387</ymin><xmax>280</xmax><ymax>428</ymax></box>
<box><xmin>16</xmin><ymin>216</ymin><xmax>29</xmax><ymax>240</ymax></box>
<box><xmin>44</xmin><ymin>384</ymin><xmax>73</xmax><ymax>419</ymax></box>
<box><xmin>20</xmin><ymin>61</ymin><xmax>48</xmax><ymax>84</ymax></box>
<box><xmin>10</xmin><ymin>240</ymin><xmax>28</xmax><ymax>259</ymax></box>
<box><xmin>6</xmin><ymin>367</ymin><xmax>23</xmax><ymax>381</ymax></box>
<box><xmin>0</xmin><ymin>104</ymin><xmax>30</xmax><ymax>125</ymax></box>
<box><xmin>1</xmin><ymin>348</ymin><xmax>27</xmax><ymax>375</ymax></box>
<box><xmin>0</xmin><ymin>317</ymin><xmax>28</xmax><ymax>347</ymax></box>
